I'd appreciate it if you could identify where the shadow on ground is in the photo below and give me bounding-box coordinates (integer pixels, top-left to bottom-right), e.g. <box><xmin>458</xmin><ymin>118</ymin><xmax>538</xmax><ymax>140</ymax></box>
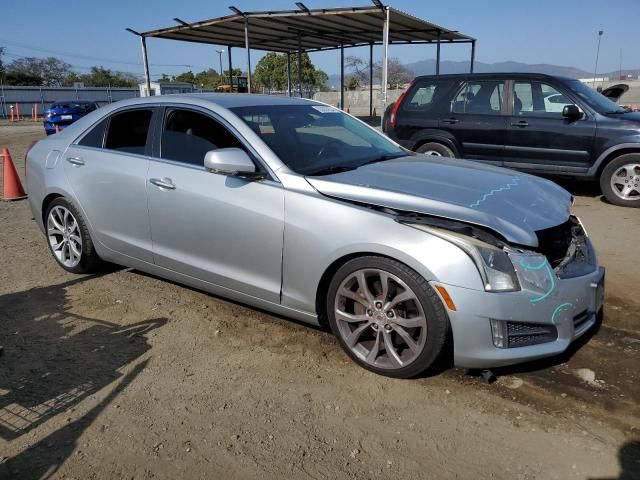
<box><xmin>0</xmin><ymin>276</ymin><xmax>167</xmax><ymax>479</ymax></box>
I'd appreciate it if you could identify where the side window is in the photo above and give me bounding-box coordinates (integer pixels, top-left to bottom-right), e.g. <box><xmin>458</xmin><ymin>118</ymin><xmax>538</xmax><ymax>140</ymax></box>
<box><xmin>104</xmin><ymin>109</ymin><xmax>153</xmax><ymax>154</ymax></box>
<box><xmin>514</xmin><ymin>82</ymin><xmax>572</xmax><ymax>117</ymax></box>
<box><xmin>78</xmin><ymin>118</ymin><xmax>107</xmax><ymax>148</ymax></box>
<box><xmin>161</xmin><ymin>109</ymin><xmax>245</xmax><ymax>166</ymax></box>
<box><xmin>453</xmin><ymin>81</ymin><xmax>504</xmax><ymax>115</ymax></box>
<box><xmin>403</xmin><ymin>80</ymin><xmax>452</xmax><ymax>112</ymax></box>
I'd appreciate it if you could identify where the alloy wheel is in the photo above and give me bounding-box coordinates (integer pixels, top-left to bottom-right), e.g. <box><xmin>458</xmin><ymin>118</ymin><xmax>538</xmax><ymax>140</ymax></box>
<box><xmin>47</xmin><ymin>205</ymin><xmax>83</xmax><ymax>268</ymax></box>
<box><xmin>610</xmin><ymin>163</ymin><xmax>640</xmax><ymax>200</ymax></box>
<box><xmin>334</xmin><ymin>268</ymin><xmax>428</xmax><ymax>370</ymax></box>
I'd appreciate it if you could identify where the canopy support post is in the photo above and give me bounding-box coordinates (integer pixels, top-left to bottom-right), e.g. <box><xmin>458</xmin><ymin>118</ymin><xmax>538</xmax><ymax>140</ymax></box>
<box><xmin>141</xmin><ymin>36</ymin><xmax>151</xmax><ymax>96</ymax></box>
<box><xmin>436</xmin><ymin>31</ymin><xmax>441</xmax><ymax>75</ymax></box>
<box><xmin>287</xmin><ymin>52</ymin><xmax>292</xmax><ymax>97</ymax></box>
<box><xmin>340</xmin><ymin>41</ymin><xmax>345</xmax><ymax>110</ymax></box>
<box><xmin>244</xmin><ymin>18</ymin><xmax>252</xmax><ymax>93</ymax></box>
<box><xmin>369</xmin><ymin>42</ymin><xmax>373</xmax><ymax>117</ymax></box>
<box><xmin>470</xmin><ymin>40</ymin><xmax>476</xmax><ymax>73</ymax></box>
<box><xmin>227</xmin><ymin>47</ymin><xmax>233</xmax><ymax>89</ymax></box>
<box><xmin>298</xmin><ymin>37</ymin><xmax>303</xmax><ymax>97</ymax></box>
<box><xmin>381</xmin><ymin>5</ymin><xmax>390</xmax><ymax>126</ymax></box>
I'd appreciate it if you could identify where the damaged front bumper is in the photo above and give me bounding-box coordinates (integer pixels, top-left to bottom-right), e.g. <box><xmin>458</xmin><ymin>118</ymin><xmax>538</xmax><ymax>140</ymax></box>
<box><xmin>431</xmin><ymin>216</ymin><xmax>605</xmax><ymax>369</ymax></box>
<box><xmin>435</xmin><ymin>266</ymin><xmax>604</xmax><ymax>368</ymax></box>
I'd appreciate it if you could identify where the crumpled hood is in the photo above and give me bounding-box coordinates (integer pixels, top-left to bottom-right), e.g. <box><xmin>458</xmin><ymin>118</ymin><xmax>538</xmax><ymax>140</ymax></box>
<box><xmin>306</xmin><ymin>156</ymin><xmax>572</xmax><ymax>247</ymax></box>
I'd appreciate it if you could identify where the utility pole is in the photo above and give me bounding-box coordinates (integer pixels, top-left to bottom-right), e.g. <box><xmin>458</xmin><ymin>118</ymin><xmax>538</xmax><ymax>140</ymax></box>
<box><xmin>592</xmin><ymin>30</ymin><xmax>603</xmax><ymax>88</ymax></box>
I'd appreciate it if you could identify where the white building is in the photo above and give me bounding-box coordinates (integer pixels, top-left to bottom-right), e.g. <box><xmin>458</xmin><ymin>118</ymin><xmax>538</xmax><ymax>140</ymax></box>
<box><xmin>139</xmin><ymin>81</ymin><xmax>195</xmax><ymax>97</ymax></box>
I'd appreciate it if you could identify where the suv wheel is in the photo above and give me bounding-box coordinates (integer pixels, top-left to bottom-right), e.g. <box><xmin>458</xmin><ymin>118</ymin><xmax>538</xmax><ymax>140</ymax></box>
<box><xmin>326</xmin><ymin>256</ymin><xmax>450</xmax><ymax>379</ymax></box>
<box><xmin>600</xmin><ymin>153</ymin><xmax>640</xmax><ymax>208</ymax></box>
<box><xmin>416</xmin><ymin>142</ymin><xmax>454</xmax><ymax>157</ymax></box>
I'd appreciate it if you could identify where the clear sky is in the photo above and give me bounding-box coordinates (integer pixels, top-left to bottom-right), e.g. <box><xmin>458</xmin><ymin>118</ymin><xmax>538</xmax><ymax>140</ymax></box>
<box><xmin>2</xmin><ymin>0</ymin><xmax>639</xmax><ymax>80</ymax></box>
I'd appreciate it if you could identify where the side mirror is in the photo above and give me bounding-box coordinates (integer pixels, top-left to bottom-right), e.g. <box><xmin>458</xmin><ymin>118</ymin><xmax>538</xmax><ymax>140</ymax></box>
<box><xmin>562</xmin><ymin>104</ymin><xmax>583</xmax><ymax>119</ymax></box>
<box><xmin>204</xmin><ymin>148</ymin><xmax>260</xmax><ymax>178</ymax></box>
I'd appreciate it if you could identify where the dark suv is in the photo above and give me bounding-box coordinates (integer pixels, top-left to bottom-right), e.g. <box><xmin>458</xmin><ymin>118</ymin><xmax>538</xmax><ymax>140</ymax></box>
<box><xmin>383</xmin><ymin>73</ymin><xmax>640</xmax><ymax>207</ymax></box>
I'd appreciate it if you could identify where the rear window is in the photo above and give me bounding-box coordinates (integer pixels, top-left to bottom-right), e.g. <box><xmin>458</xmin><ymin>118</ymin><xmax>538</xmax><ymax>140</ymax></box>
<box><xmin>402</xmin><ymin>80</ymin><xmax>454</xmax><ymax>111</ymax></box>
<box><xmin>78</xmin><ymin>118</ymin><xmax>108</xmax><ymax>148</ymax></box>
<box><xmin>104</xmin><ymin>109</ymin><xmax>153</xmax><ymax>155</ymax></box>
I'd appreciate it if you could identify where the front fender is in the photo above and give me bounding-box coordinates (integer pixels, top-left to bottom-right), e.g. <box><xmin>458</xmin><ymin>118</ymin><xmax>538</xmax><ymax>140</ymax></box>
<box><xmin>280</xmin><ymin>186</ymin><xmax>483</xmax><ymax>315</ymax></box>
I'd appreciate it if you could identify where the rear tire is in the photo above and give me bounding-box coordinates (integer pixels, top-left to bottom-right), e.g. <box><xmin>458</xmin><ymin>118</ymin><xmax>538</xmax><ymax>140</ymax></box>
<box><xmin>45</xmin><ymin>198</ymin><xmax>102</xmax><ymax>274</ymax></box>
<box><xmin>600</xmin><ymin>153</ymin><xmax>640</xmax><ymax>208</ymax></box>
<box><xmin>326</xmin><ymin>256</ymin><xmax>450</xmax><ymax>379</ymax></box>
<box><xmin>416</xmin><ymin>142</ymin><xmax>454</xmax><ymax>157</ymax></box>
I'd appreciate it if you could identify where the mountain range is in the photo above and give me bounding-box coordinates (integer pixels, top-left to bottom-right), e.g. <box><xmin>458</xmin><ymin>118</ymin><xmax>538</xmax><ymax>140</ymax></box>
<box><xmin>327</xmin><ymin>59</ymin><xmax>640</xmax><ymax>88</ymax></box>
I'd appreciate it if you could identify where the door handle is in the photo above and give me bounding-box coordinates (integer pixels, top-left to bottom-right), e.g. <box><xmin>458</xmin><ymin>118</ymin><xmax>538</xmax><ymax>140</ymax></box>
<box><xmin>66</xmin><ymin>156</ymin><xmax>85</xmax><ymax>166</ymax></box>
<box><xmin>150</xmin><ymin>177</ymin><xmax>176</xmax><ymax>190</ymax></box>
<box><xmin>511</xmin><ymin>120</ymin><xmax>529</xmax><ymax>127</ymax></box>
<box><xmin>442</xmin><ymin>117</ymin><xmax>459</xmax><ymax>124</ymax></box>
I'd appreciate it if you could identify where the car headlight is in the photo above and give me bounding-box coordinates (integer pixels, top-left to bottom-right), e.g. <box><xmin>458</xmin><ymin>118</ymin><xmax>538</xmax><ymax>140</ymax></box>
<box><xmin>404</xmin><ymin>223</ymin><xmax>520</xmax><ymax>292</ymax></box>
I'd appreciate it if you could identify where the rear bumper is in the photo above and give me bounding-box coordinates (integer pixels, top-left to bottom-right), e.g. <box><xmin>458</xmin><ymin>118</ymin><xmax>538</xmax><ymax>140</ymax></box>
<box><xmin>433</xmin><ymin>266</ymin><xmax>605</xmax><ymax>369</ymax></box>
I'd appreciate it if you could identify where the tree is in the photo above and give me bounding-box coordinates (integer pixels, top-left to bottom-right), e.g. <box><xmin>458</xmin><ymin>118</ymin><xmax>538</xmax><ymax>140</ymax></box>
<box><xmin>346</xmin><ymin>75</ymin><xmax>359</xmax><ymax>91</ymax></box>
<box><xmin>254</xmin><ymin>52</ymin><xmax>326</xmax><ymax>95</ymax></box>
<box><xmin>4</xmin><ymin>70</ymin><xmax>43</xmax><ymax>86</ymax></box>
<box><xmin>193</xmin><ymin>68</ymin><xmax>221</xmax><ymax>89</ymax></box>
<box><xmin>158</xmin><ymin>73</ymin><xmax>172</xmax><ymax>82</ymax></box>
<box><xmin>345</xmin><ymin>55</ymin><xmax>413</xmax><ymax>89</ymax></box>
<box><xmin>175</xmin><ymin>70</ymin><xmax>196</xmax><ymax>84</ymax></box>
<box><xmin>0</xmin><ymin>46</ymin><xmax>5</xmax><ymax>78</ymax></box>
<box><xmin>7</xmin><ymin>56</ymin><xmax>72</xmax><ymax>86</ymax></box>
<box><xmin>345</xmin><ymin>56</ymin><xmax>368</xmax><ymax>86</ymax></box>
<box><xmin>80</xmin><ymin>66</ymin><xmax>139</xmax><ymax>87</ymax></box>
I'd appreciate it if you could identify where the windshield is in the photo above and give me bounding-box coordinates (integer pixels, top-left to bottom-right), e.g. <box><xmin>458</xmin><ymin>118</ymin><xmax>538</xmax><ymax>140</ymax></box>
<box><xmin>565</xmin><ymin>80</ymin><xmax>626</xmax><ymax>114</ymax></box>
<box><xmin>230</xmin><ymin>104</ymin><xmax>407</xmax><ymax>175</ymax></box>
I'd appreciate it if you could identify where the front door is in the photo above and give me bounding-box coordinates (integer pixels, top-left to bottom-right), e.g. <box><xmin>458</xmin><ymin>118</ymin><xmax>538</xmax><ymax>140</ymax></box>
<box><xmin>63</xmin><ymin>108</ymin><xmax>156</xmax><ymax>262</ymax></box>
<box><xmin>439</xmin><ymin>79</ymin><xmax>507</xmax><ymax>162</ymax></box>
<box><xmin>504</xmin><ymin>80</ymin><xmax>596</xmax><ymax>170</ymax></box>
<box><xmin>146</xmin><ymin>107</ymin><xmax>285</xmax><ymax>303</ymax></box>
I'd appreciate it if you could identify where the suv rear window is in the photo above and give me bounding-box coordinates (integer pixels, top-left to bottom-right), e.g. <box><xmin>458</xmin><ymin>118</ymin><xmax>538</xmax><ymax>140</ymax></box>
<box><xmin>403</xmin><ymin>80</ymin><xmax>453</xmax><ymax>111</ymax></box>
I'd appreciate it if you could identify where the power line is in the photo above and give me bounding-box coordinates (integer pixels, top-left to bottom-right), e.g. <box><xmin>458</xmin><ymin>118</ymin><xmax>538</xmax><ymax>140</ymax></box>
<box><xmin>0</xmin><ymin>37</ymin><xmax>211</xmax><ymax>69</ymax></box>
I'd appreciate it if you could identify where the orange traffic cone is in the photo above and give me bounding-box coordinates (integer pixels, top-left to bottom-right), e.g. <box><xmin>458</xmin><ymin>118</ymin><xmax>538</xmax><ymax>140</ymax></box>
<box><xmin>2</xmin><ymin>148</ymin><xmax>27</xmax><ymax>201</ymax></box>
<box><xmin>372</xmin><ymin>107</ymin><xmax>377</xmax><ymax>117</ymax></box>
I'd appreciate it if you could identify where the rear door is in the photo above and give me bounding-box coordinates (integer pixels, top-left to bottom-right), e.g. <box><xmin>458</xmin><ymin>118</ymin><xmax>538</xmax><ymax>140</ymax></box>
<box><xmin>504</xmin><ymin>80</ymin><xmax>596</xmax><ymax>171</ymax></box>
<box><xmin>63</xmin><ymin>107</ymin><xmax>156</xmax><ymax>262</ymax></box>
<box><xmin>146</xmin><ymin>106</ymin><xmax>285</xmax><ymax>302</ymax></box>
<box><xmin>439</xmin><ymin>79</ymin><xmax>507</xmax><ymax>162</ymax></box>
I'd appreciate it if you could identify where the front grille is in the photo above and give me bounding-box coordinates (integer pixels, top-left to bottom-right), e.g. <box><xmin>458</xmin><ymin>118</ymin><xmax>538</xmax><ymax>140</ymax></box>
<box><xmin>505</xmin><ymin>321</ymin><xmax>558</xmax><ymax>348</ymax></box>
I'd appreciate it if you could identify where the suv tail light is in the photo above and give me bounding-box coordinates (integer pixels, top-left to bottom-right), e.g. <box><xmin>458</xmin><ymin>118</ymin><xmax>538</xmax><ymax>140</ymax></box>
<box><xmin>389</xmin><ymin>82</ymin><xmax>413</xmax><ymax>129</ymax></box>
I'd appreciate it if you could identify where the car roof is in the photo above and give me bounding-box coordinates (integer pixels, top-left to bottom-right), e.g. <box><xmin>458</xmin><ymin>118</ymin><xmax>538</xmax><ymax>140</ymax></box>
<box><xmin>107</xmin><ymin>93</ymin><xmax>323</xmax><ymax>109</ymax></box>
<box><xmin>50</xmin><ymin>100</ymin><xmax>97</xmax><ymax>105</ymax></box>
<box><xmin>413</xmin><ymin>72</ymin><xmax>577</xmax><ymax>83</ymax></box>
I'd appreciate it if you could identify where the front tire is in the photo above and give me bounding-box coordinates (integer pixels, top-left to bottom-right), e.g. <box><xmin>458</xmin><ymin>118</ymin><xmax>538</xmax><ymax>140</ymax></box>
<box><xmin>326</xmin><ymin>256</ymin><xmax>450</xmax><ymax>378</ymax></box>
<box><xmin>600</xmin><ymin>153</ymin><xmax>640</xmax><ymax>207</ymax></box>
<box><xmin>45</xmin><ymin>198</ymin><xmax>101</xmax><ymax>273</ymax></box>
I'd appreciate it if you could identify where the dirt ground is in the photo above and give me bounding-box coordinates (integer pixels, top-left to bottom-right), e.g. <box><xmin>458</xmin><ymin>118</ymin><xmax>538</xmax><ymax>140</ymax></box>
<box><xmin>0</xmin><ymin>123</ymin><xmax>638</xmax><ymax>480</ymax></box>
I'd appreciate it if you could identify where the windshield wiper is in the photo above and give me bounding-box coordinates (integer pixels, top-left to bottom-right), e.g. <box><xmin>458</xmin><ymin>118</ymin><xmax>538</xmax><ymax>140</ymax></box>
<box><xmin>306</xmin><ymin>165</ymin><xmax>358</xmax><ymax>176</ymax></box>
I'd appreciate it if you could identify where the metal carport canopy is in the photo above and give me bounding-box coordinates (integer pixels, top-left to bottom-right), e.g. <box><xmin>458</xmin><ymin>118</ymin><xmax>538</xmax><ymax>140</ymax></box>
<box><xmin>131</xmin><ymin>2</ymin><xmax>476</xmax><ymax>117</ymax></box>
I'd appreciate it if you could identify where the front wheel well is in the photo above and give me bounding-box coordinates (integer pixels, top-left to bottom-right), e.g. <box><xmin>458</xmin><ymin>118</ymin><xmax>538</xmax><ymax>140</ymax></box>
<box><xmin>315</xmin><ymin>252</ymin><xmax>421</xmax><ymax>328</ymax></box>
<box><xmin>596</xmin><ymin>148</ymin><xmax>640</xmax><ymax>177</ymax></box>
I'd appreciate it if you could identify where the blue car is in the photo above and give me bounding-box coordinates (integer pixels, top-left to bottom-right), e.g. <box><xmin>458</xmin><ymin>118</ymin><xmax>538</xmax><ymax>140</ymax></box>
<box><xmin>44</xmin><ymin>101</ymin><xmax>99</xmax><ymax>135</ymax></box>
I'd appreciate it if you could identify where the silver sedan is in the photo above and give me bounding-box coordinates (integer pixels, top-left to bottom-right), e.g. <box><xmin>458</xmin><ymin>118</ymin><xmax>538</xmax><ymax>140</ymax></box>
<box><xmin>26</xmin><ymin>94</ymin><xmax>605</xmax><ymax>378</ymax></box>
